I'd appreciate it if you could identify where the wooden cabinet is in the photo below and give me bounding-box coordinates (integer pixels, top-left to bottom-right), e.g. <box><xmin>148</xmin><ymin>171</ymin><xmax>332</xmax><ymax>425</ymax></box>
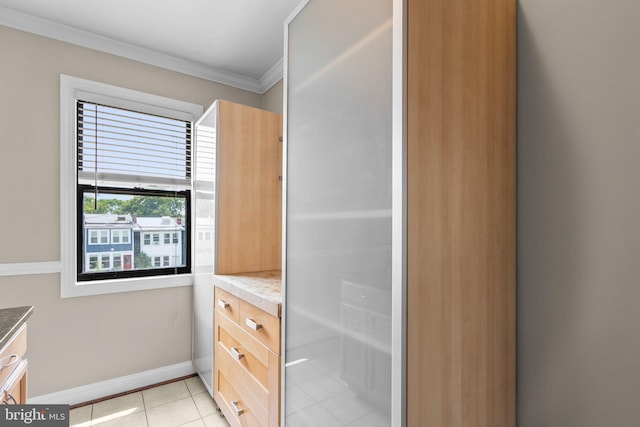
<box><xmin>1</xmin><ymin>323</ymin><xmax>28</xmax><ymax>405</ymax></box>
<box><xmin>211</xmin><ymin>99</ymin><xmax>282</xmax><ymax>275</ymax></box>
<box><xmin>193</xmin><ymin>100</ymin><xmax>282</xmax><ymax>395</ymax></box>
<box><xmin>406</xmin><ymin>1</ymin><xmax>516</xmax><ymax>425</ymax></box>
<box><xmin>214</xmin><ymin>286</ymin><xmax>281</xmax><ymax>427</ymax></box>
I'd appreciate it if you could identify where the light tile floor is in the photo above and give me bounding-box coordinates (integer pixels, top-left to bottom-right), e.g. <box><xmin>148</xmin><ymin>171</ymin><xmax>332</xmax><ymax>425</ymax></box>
<box><xmin>69</xmin><ymin>376</ymin><xmax>230</xmax><ymax>427</ymax></box>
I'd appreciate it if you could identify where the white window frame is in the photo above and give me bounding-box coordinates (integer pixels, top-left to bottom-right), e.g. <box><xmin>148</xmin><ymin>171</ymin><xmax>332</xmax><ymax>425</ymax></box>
<box><xmin>60</xmin><ymin>75</ymin><xmax>202</xmax><ymax>298</ymax></box>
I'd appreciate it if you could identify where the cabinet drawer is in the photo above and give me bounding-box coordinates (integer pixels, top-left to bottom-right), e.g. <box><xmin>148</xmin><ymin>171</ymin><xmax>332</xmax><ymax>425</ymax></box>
<box><xmin>239</xmin><ymin>301</ymin><xmax>280</xmax><ymax>354</ymax></box>
<box><xmin>216</xmin><ymin>370</ymin><xmax>264</xmax><ymax>427</ymax></box>
<box><xmin>0</xmin><ymin>324</ymin><xmax>27</xmax><ymax>388</ymax></box>
<box><xmin>215</xmin><ymin>287</ymin><xmax>240</xmax><ymax>324</ymax></box>
<box><xmin>1</xmin><ymin>359</ymin><xmax>27</xmax><ymax>405</ymax></box>
<box><xmin>216</xmin><ymin>312</ymin><xmax>270</xmax><ymax>388</ymax></box>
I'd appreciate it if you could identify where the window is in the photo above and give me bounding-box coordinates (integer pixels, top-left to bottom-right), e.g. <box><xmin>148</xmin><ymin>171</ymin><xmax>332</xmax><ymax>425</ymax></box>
<box><xmin>172</xmin><ymin>232</ymin><xmax>179</xmax><ymax>244</ymax></box>
<box><xmin>89</xmin><ymin>231</ymin><xmax>99</xmax><ymax>244</ymax></box>
<box><xmin>113</xmin><ymin>255</ymin><xmax>122</xmax><ymax>270</ymax></box>
<box><xmin>111</xmin><ymin>230</ymin><xmax>130</xmax><ymax>244</ymax></box>
<box><xmin>100</xmin><ymin>254</ymin><xmax>110</xmax><ymax>269</ymax></box>
<box><xmin>88</xmin><ymin>230</ymin><xmax>108</xmax><ymax>245</ymax></box>
<box><xmin>164</xmin><ymin>233</ymin><xmax>171</xmax><ymax>244</ymax></box>
<box><xmin>61</xmin><ymin>75</ymin><xmax>202</xmax><ymax>297</ymax></box>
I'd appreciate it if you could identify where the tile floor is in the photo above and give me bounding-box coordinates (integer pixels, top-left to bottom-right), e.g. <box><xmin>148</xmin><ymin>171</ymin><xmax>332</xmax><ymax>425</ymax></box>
<box><xmin>69</xmin><ymin>376</ymin><xmax>230</xmax><ymax>427</ymax></box>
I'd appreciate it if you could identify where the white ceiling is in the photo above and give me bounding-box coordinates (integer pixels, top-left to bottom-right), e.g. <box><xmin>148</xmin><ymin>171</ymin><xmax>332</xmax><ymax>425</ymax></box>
<box><xmin>0</xmin><ymin>0</ymin><xmax>303</xmax><ymax>93</ymax></box>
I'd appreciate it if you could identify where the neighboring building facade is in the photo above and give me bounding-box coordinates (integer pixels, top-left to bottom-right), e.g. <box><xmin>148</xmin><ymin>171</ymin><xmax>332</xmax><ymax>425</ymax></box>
<box><xmin>84</xmin><ymin>214</ymin><xmax>135</xmax><ymax>272</ymax></box>
<box><xmin>136</xmin><ymin>216</ymin><xmax>185</xmax><ymax>268</ymax></box>
<box><xmin>83</xmin><ymin>214</ymin><xmax>185</xmax><ymax>273</ymax></box>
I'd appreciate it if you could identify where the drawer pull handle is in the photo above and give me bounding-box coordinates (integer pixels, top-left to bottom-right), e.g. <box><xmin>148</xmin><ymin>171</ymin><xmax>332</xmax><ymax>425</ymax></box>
<box><xmin>2</xmin><ymin>391</ymin><xmax>17</xmax><ymax>405</ymax></box>
<box><xmin>218</xmin><ymin>299</ymin><xmax>230</xmax><ymax>309</ymax></box>
<box><xmin>230</xmin><ymin>347</ymin><xmax>244</xmax><ymax>360</ymax></box>
<box><xmin>230</xmin><ymin>400</ymin><xmax>244</xmax><ymax>416</ymax></box>
<box><xmin>245</xmin><ymin>318</ymin><xmax>262</xmax><ymax>331</ymax></box>
<box><xmin>0</xmin><ymin>354</ymin><xmax>19</xmax><ymax>370</ymax></box>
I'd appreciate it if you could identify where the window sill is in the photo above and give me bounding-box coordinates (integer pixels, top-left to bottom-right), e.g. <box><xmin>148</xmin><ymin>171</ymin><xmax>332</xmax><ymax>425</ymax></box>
<box><xmin>61</xmin><ymin>273</ymin><xmax>193</xmax><ymax>298</ymax></box>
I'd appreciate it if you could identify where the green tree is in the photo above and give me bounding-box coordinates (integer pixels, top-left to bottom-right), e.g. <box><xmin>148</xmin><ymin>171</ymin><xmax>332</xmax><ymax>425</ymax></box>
<box><xmin>116</xmin><ymin>196</ymin><xmax>184</xmax><ymax>217</ymax></box>
<box><xmin>83</xmin><ymin>196</ymin><xmax>123</xmax><ymax>214</ymax></box>
<box><xmin>135</xmin><ymin>252</ymin><xmax>152</xmax><ymax>269</ymax></box>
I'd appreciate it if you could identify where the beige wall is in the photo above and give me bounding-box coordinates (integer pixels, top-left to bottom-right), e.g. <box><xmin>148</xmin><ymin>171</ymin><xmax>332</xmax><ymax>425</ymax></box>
<box><xmin>261</xmin><ymin>79</ymin><xmax>284</xmax><ymax>114</ymax></box>
<box><xmin>517</xmin><ymin>1</ymin><xmax>640</xmax><ymax>426</ymax></box>
<box><xmin>0</xmin><ymin>26</ymin><xmax>262</xmax><ymax>396</ymax></box>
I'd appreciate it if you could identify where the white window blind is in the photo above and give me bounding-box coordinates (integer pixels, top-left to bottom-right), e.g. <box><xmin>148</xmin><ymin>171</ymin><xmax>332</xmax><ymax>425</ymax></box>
<box><xmin>77</xmin><ymin>101</ymin><xmax>192</xmax><ymax>190</ymax></box>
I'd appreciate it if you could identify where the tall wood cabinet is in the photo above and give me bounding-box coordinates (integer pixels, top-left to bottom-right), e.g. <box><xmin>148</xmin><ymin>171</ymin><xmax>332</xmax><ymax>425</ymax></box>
<box><xmin>406</xmin><ymin>1</ymin><xmax>516</xmax><ymax>425</ymax></box>
<box><xmin>193</xmin><ymin>100</ymin><xmax>282</xmax><ymax>424</ymax></box>
<box><xmin>284</xmin><ymin>0</ymin><xmax>515</xmax><ymax>426</ymax></box>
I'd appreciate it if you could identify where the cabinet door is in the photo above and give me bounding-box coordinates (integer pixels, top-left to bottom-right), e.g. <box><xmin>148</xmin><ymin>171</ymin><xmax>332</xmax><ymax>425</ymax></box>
<box><xmin>215</xmin><ymin>101</ymin><xmax>282</xmax><ymax>275</ymax></box>
<box><xmin>285</xmin><ymin>0</ymin><xmax>393</xmax><ymax>424</ymax></box>
<box><xmin>192</xmin><ymin>101</ymin><xmax>218</xmax><ymax>395</ymax></box>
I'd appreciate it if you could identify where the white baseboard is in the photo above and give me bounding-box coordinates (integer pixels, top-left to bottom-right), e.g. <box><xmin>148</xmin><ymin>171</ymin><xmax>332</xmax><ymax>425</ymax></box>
<box><xmin>28</xmin><ymin>361</ymin><xmax>195</xmax><ymax>405</ymax></box>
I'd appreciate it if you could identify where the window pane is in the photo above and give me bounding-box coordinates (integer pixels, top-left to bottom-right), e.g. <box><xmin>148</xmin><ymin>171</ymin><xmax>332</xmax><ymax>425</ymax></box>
<box><xmin>80</xmin><ymin>188</ymin><xmax>188</xmax><ymax>278</ymax></box>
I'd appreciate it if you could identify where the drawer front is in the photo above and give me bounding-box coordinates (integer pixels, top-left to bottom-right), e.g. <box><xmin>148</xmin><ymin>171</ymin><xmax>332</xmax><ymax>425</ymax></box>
<box><xmin>239</xmin><ymin>301</ymin><xmax>280</xmax><ymax>354</ymax></box>
<box><xmin>214</xmin><ymin>313</ymin><xmax>281</xmax><ymax>426</ymax></box>
<box><xmin>1</xmin><ymin>359</ymin><xmax>27</xmax><ymax>405</ymax></box>
<box><xmin>215</xmin><ymin>370</ymin><xmax>264</xmax><ymax>427</ymax></box>
<box><xmin>216</xmin><ymin>312</ymin><xmax>269</xmax><ymax>388</ymax></box>
<box><xmin>216</xmin><ymin>341</ymin><xmax>268</xmax><ymax>417</ymax></box>
<box><xmin>215</xmin><ymin>287</ymin><xmax>241</xmax><ymax>324</ymax></box>
<box><xmin>0</xmin><ymin>324</ymin><xmax>27</xmax><ymax>388</ymax></box>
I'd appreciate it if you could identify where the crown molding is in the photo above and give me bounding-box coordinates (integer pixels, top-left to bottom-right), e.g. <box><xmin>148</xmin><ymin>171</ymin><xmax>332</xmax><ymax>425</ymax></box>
<box><xmin>0</xmin><ymin>6</ymin><xmax>279</xmax><ymax>94</ymax></box>
<box><xmin>259</xmin><ymin>57</ymin><xmax>284</xmax><ymax>93</ymax></box>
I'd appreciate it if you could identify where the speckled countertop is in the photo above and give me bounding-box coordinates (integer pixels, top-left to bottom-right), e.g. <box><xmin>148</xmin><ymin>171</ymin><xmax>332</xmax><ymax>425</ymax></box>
<box><xmin>213</xmin><ymin>270</ymin><xmax>282</xmax><ymax>317</ymax></box>
<box><xmin>0</xmin><ymin>306</ymin><xmax>33</xmax><ymax>350</ymax></box>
